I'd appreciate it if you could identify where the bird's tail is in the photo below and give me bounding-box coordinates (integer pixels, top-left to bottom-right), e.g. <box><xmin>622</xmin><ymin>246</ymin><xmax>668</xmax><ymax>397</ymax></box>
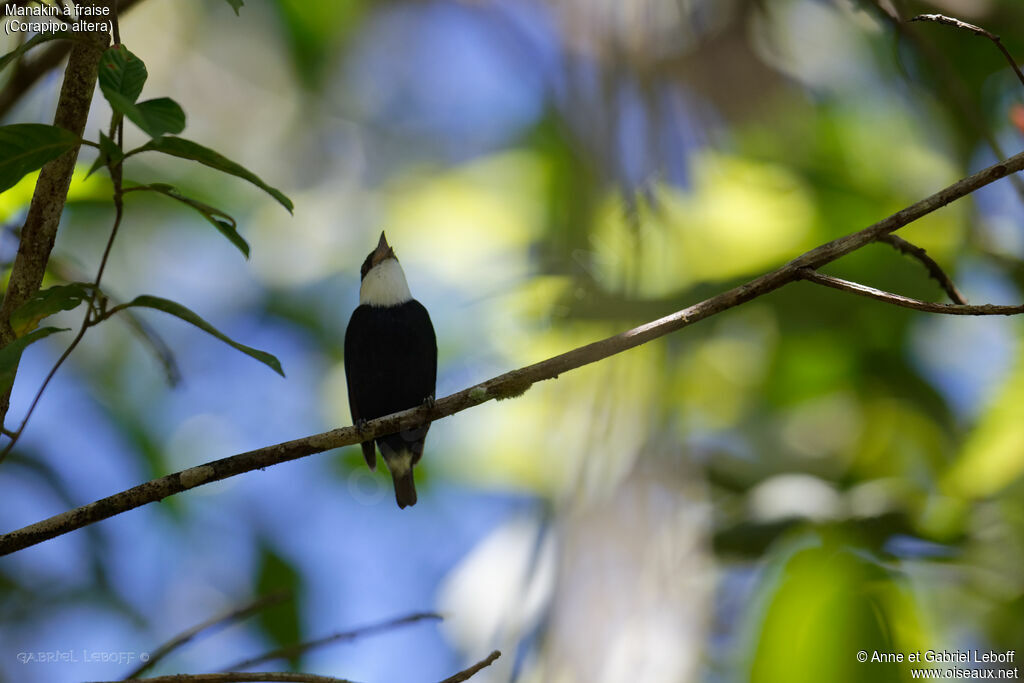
<box><xmin>380</xmin><ymin>444</ymin><xmax>418</xmax><ymax>509</ymax></box>
<box><xmin>390</xmin><ymin>468</ymin><xmax>417</xmax><ymax>509</ymax></box>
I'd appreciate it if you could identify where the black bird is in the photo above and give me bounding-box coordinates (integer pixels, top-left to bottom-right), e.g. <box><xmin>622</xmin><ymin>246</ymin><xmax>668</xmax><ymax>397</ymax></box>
<box><xmin>344</xmin><ymin>232</ymin><xmax>437</xmax><ymax>508</ymax></box>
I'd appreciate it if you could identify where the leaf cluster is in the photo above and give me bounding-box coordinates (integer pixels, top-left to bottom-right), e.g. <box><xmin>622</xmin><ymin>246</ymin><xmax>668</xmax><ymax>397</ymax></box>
<box><xmin>0</xmin><ymin>38</ymin><xmax>293</xmax><ymax>393</ymax></box>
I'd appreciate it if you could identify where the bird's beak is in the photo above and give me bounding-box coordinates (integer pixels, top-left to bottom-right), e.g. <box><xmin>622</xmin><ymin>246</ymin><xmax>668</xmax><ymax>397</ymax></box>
<box><xmin>371</xmin><ymin>231</ymin><xmax>394</xmax><ymax>266</ymax></box>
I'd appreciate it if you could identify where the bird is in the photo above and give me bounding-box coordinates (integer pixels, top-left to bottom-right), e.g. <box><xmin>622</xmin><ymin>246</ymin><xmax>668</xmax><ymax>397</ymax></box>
<box><xmin>344</xmin><ymin>231</ymin><xmax>437</xmax><ymax>508</ymax></box>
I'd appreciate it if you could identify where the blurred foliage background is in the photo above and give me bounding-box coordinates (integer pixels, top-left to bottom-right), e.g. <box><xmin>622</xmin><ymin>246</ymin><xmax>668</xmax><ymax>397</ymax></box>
<box><xmin>1</xmin><ymin>0</ymin><xmax>1024</xmax><ymax>681</ymax></box>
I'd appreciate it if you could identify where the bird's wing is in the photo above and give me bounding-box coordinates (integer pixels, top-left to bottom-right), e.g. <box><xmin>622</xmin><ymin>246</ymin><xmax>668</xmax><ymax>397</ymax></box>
<box><xmin>344</xmin><ymin>306</ymin><xmax>378</xmax><ymax>470</ymax></box>
<box><xmin>403</xmin><ymin>300</ymin><xmax>437</xmax><ymax>465</ymax></box>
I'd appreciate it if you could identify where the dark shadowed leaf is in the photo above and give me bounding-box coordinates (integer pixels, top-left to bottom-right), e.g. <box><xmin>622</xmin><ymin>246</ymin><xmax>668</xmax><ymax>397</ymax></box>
<box><xmin>0</xmin><ymin>327</ymin><xmax>69</xmax><ymax>394</ymax></box>
<box><xmin>137</xmin><ymin>183</ymin><xmax>248</xmax><ymax>258</ymax></box>
<box><xmin>135</xmin><ymin>136</ymin><xmax>293</xmax><ymax>213</ymax></box>
<box><xmin>10</xmin><ymin>283</ymin><xmax>94</xmax><ymax>337</ymax></box>
<box><xmin>103</xmin><ymin>92</ymin><xmax>186</xmax><ymax>139</ymax></box>
<box><xmin>133</xmin><ymin>98</ymin><xmax>186</xmax><ymax>137</ymax></box>
<box><xmin>255</xmin><ymin>544</ymin><xmax>302</xmax><ymax>669</ymax></box>
<box><xmin>224</xmin><ymin>0</ymin><xmax>244</xmax><ymax>14</ymax></box>
<box><xmin>0</xmin><ymin>124</ymin><xmax>80</xmax><ymax>193</ymax></box>
<box><xmin>87</xmin><ymin>130</ymin><xmax>125</xmax><ymax>178</ymax></box>
<box><xmin>98</xmin><ymin>45</ymin><xmax>147</xmax><ymax>104</ymax></box>
<box><xmin>115</xmin><ymin>295</ymin><xmax>284</xmax><ymax>376</ymax></box>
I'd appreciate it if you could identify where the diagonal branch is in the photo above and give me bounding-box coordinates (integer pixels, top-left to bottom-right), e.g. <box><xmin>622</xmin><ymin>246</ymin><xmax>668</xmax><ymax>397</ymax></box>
<box><xmin>0</xmin><ymin>149</ymin><xmax>1023</xmax><ymax>557</ymax></box>
<box><xmin>124</xmin><ymin>591</ymin><xmax>292</xmax><ymax>680</ymax></box>
<box><xmin>438</xmin><ymin>651</ymin><xmax>502</xmax><ymax>683</ymax></box>
<box><xmin>797</xmin><ymin>269</ymin><xmax>1024</xmax><ymax>315</ymax></box>
<box><xmin>876</xmin><ymin>234</ymin><xmax>967</xmax><ymax>304</ymax></box>
<box><xmin>221</xmin><ymin>612</ymin><xmax>443</xmax><ymax>672</ymax></box>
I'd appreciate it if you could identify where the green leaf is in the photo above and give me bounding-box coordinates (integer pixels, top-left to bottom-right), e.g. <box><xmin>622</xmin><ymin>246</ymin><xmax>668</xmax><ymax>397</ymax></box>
<box><xmin>0</xmin><ymin>124</ymin><xmax>80</xmax><ymax>194</ymax></box>
<box><xmin>749</xmin><ymin>535</ymin><xmax>925</xmax><ymax>683</ymax></box>
<box><xmin>133</xmin><ymin>98</ymin><xmax>186</xmax><ymax>137</ymax></box>
<box><xmin>115</xmin><ymin>295</ymin><xmax>284</xmax><ymax>376</ymax></box>
<box><xmin>10</xmin><ymin>283</ymin><xmax>94</xmax><ymax>337</ymax></box>
<box><xmin>99</xmin><ymin>43</ymin><xmax>188</xmax><ymax>139</ymax></box>
<box><xmin>0</xmin><ymin>327</ymin><xmax>69</xmax><ymax>394</ymax></box>
<box><xmin>135</xmin><ymin>137</ymin><xmax>293</xmax><ymax>213</ymax></box>
<box><xmin>0</xmin><ymin>31</ymin><xmax>72</xmax><ymax>74</ymax></box>
<box><xmin>224</xmin><ymin>0</ymin><xmax>244</xmax><ymax>14</ymax></box>
<box><xmin>137</xmin><ymin>183</ymin><xmax>249</xmax><ymax>258</ymax></box>
<box><xmin>109</xmin><ymin>96</ymin><xmax>186</xmax><ymax>139</ymax></box>
<box><xmin>255</xmin><ymin>544</ymin><xmax>301</xmax><ymax>668</ymax></box>
<box><xmin>98</xmin><ymin>45</ymin><xmax>147</xmax><ymax>105</ymax></box>
<box><xmin>87</xmin><ymin>130</ymin><xmax>125</xmax><ymax>178</ymax></box>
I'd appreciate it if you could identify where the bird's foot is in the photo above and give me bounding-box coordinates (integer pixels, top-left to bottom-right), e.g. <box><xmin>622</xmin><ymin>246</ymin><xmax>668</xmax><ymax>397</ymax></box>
<box><xmin>422</xmin><ymin>394</ymin><xmax>436</xmax><ymax>410</ymax></box>
<box><xmin>355</xmin><ymin>417</ymin><xmax>369</xmax><ymax>434</ymax></box>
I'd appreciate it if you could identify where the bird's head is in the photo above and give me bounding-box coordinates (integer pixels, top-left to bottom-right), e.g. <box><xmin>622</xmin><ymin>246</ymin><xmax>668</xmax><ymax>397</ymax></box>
<box><xmin>360</xmin><ymin>231</ymin><xmax>396</xmax><ymax>280</ymax></box>
<box><xmin>359</xmin><ymin>231</ymin><xmax>412</xmax><ymax>307</ymax></box>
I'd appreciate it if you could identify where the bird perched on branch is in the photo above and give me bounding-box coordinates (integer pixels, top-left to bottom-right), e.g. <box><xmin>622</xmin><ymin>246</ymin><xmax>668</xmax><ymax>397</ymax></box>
<box><xmin>344</xmin><ymin>232</ymin><xmax>437</xmax><ymax>508</ymax></box>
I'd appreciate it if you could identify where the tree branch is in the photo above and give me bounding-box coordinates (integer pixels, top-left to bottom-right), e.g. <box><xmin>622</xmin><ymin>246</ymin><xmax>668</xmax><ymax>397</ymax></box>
<box><xmin>0</xmin><ymin>86</ymin><xmax>128</xmax><ymax>462</ymax></box>
<box><xmin>910</xmin><ymin>13</ymin><xmax>1024</xmax><ymax>90</ymax></box>
<box><xmin>0</xmin><ymin>16</ymin><xmax>110</xmax><ymax>425</ymax></box>
<box><xmin>124</xmin><ymin>591</ymin><xmax>292</xmax><ymax>680</ymax></box>
<box><xmin>1</xmin><ymin>149</ymin><xmax>1023</xmax><ymax>557</ymax></box>
<box><xmin>437</xmin><ymin>651</ymin><xmax>501</xmax><ymax>683</ymax></box>
<box><xmin>863</xmin><ymin>1</ymin><xmax>1024</xmax><ymax>207</ymax></box>
<box><xmin>797</xmin><ymin>269</ymin><xmax>1024</xmax><ymax>315</ymax></box>
<box><xmin>220</xmin><ymin>612</ymin><xmax>443</xmax><ymax>672</ymax></box>
<box><xmin>876</xmin><ymin>234</ymin><xmax>967</xmax><ymax>304</ymax></box>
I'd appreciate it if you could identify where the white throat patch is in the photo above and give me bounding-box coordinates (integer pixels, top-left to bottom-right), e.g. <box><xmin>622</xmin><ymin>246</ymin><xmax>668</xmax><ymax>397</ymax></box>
<box><xmin>360</xmin><ymin>258</ymin><xmax>413</xmax><ymax>307</ymax></box>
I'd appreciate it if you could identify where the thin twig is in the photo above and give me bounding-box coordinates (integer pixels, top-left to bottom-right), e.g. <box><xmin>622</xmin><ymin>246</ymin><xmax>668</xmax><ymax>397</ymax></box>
<box><xmin>863</xmin><ymin>1</ymin><xmax>1024</xmax><ymax>209</ymax></box>
<box><xmin>222</xmin><ymin>612</ymin><xmax>443</xmax><ymax>672</ymax></box>
<box><xmin>0</xmin><ymin>150</ymin><xmax>1021</xmax><ymax>555</ymax></box>
<box><xmin>123</xmin><ymin>591</ymin><xmax>292</xmax><ymax>680</ymax></box>
<box><xmin>436</xmin><ymin>651</ymin><xmax>501</xmax><ymax>683</ymax></box>
<box><xmin>876</xmin><ymin>234</ymin><xmax>967</xmax><ymax>304</ymax></box>
<box><xmin>798</xmin><ymin>269</ymin><xmax>1024</xmax><ymax>315</ymax></box>
<box><xmin>910</xmin><ymin>14</ymin><xmax>1024</xmax><ymax>90</ymax></box>
<box><xmin>112</xmin><ymin>0</ymin><xmax>121</xmax><ymax>45</ymax></box>
<box><xmin>44</xmin><ymin>256</ymin><xmax>181</xmax><ymax>384</ymax></box>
